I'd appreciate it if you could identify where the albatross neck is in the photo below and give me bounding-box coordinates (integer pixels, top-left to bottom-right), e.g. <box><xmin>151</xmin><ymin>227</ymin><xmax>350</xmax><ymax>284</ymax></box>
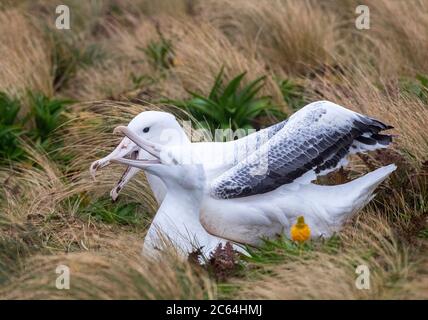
<box><xmin>159</xmin><ymin>183</ymin><xmax>203</xmax><ymax>219</ymax></box>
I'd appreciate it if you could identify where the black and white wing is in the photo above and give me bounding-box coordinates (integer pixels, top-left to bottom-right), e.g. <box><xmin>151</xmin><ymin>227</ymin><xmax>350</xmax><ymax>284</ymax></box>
<box><xmin>209</xmin><ymin>101</ymin><xmax>393</xmax><ymax>199</ymax></box>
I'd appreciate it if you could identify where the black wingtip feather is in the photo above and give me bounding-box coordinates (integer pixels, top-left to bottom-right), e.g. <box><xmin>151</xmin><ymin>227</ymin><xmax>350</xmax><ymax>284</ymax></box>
<box><xmin>355</xmin><ymin>135</ymin><xmax>377</xmax><ymax>145</ymax></box>
<box><xmin>370</xmin><ymin>133</ymin><xmax>393</xmax><ymax>145</ymax></box>
<box><xmin>357</xmin><ymin>115</ymin><xmax>394</xmax><ymax>132</ymax></box>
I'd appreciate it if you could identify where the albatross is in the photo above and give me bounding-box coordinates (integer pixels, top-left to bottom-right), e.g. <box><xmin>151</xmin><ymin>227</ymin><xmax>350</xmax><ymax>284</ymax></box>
<box><xmin>93</xmin><ymin>100</ymin><xmax>398</xmax><ymax>250</ymax></box>
<box><xmin>90</xmin><ymin>109</ymin><xmax>287</xmax><ymax>202</ymax></box>
<box><xmin>114</xmin><ymin>160</ymin><xmax>237</xmax><ymax>258</ymax></box>
<box><xmin>111</xmin><ymin>125</ymin><xmax>396</xmax><ymax>249</ymax></box>
<box><xmin>90</xmin><ymin>101</ymin><xmax>394</xmax><ymax>208</ymax></box>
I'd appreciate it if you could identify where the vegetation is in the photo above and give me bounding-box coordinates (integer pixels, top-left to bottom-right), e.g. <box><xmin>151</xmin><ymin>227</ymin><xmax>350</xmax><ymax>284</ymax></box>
<box><xmin>0</xmin><ymin>0</ymin><xmax>427</xmax><ymax>300</ymax></box>
<box><xmin>169</xmin><ymin>68</ymin><xmax>283</xmax><ymax>131</ymax></box>
<box><xmin>50</xmin><ymin>31</ymin><xmax>106</xmax><ymax>91</ymax></box>
<box><xmin>0</xmin><ymin>91</ymin><xmax>71</xmax><ymax>162</ymax></box>
<box><xmin>78</xmin><ymin>197</ymin><xmax>145</xmax><ymax>226</ymax></box>
<box><xmin>0</xmin><ymin>92</ymin><xmax>25</xmax><ymax>161</ymax></box>
<box><xmin>400</xmin><ymin>74</ymin><xmax>428</xmax><ymax>102</ymax></box>
<box><xmin>278</xmin><ymin>78</ymin><xmax>307</xmax><ymax>111</ymax></box>
<box><xmin>141</xmin><ymin>37</ymin><xmax>174</xmax><ymax>71</ymax></box>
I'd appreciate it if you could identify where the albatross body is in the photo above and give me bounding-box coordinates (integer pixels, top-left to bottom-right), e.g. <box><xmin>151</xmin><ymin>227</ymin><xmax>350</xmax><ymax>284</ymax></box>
<box><xmin>114</xmin><ymin>138</ymin><xmax>396</xmax><ymax>248</ymax></box>
<box><xmin>92</xmin><ymin>100</ymin><xmax>396</xmax><ymax>251</ymax></box>
<box><xmin>135</xmin><ymin>163</ymin><xmax>234</xmax><ymax>258</ymax></box>
<box><xmin>199</xmin><ymin>164</ymin><xmax>395</xmax><ymax>245</ymax></box>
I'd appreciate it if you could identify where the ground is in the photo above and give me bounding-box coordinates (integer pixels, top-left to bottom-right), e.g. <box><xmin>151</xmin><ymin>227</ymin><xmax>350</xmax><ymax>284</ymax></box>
<box><xmin>0</xmin><ymin>0</ymin><xmax>427</xmax><ymax>299</ymax></box>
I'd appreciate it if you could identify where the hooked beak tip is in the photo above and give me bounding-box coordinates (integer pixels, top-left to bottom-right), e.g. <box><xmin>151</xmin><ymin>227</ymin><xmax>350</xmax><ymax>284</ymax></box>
<box><xmin>89</xmin><ymin>161</ymin><xmax>99</xmax><ymax>180</ymax></box>
<box><xmin>113</xmin><ymin>125</ymin><xmax>127</xmax><ymax>135</ymax></box>
<box><xmin>110</xmin><ymin>187</ymin><xmax>119</xmax><ymax>202</ymax></box>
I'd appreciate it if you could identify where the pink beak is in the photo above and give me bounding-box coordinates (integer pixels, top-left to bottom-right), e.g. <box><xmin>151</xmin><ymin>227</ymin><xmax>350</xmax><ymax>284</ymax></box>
<box><xmin>89</xmin><ymin>137</ymin><xmax>137</xmax><ymax>180</ymax></box>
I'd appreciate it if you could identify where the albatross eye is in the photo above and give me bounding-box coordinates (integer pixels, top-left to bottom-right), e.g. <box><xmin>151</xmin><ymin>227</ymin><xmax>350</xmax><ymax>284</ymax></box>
<box><xmin>143</xmin><ymin>127</ymin><xmax>150</xmax><ymax>133</ymax></box>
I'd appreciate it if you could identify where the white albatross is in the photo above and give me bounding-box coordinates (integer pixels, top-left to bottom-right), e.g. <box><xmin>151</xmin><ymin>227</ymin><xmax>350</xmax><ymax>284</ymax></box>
<box><xmin>111</xmin><ymin>130</ymin><xmax>396</xmax><ymax>248</ymax></box>
<box><xmin>90</xmin><ymin>109</ymin><xmax>288</xmax><ymax>202</ymax></box>
<box><xmin>114</xmin><ymin>160</ymin><xmax>238</xmax><ymax>258</ymax></box>
<box><xmin>91</xmin><ymin>100</ymin><xmax>397</xmax><ymax>249</ymax></box>
<box><xmin>90</xmin><ymin>101</ymin><xmax>394</xmax><ymax>207</ymax></box>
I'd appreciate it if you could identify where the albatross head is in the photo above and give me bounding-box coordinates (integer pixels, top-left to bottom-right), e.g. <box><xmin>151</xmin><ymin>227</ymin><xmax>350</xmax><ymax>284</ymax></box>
<box><xmin>110</xmin><ymin>123</ymin><xmax>205</xmax><ymax>194</ymax></box>
<box><xmin>89</xmin><ymin>111</ymin><xmax>190</xmax><ymax>201</ymax></box>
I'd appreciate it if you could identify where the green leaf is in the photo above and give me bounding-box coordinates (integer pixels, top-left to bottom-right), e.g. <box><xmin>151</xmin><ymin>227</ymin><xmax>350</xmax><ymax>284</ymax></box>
<box><xmin>167</xmin><ymin>68</ymin><xmax>285</xmax><ymax>133</ymax></box>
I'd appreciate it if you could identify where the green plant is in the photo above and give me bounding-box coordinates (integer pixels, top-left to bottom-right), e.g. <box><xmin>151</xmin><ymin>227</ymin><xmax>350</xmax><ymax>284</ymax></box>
<box><xmin>28</xmin><ymin>92</ymin><xmax>72</xmax><ymax>143</ymax></box>
<box><xmin>244</xmin><ymin>236</ymin><xmax>314</xmax><ymax>265</ymax></box>
<box><xmin>130</xmin><ymin>73</ymin><xmax>156</xmax><ymax>90</ymax></box>
<box><xmin>278</xmin><ymin>78</ymin><xmax>306</xmax><ymax>110</ymax></box>
<box><xmin>141</xmin><ymin>37</ymin><xmax>174</xmax><ymax>70</ymax></box>
<box><xmin>0</xmin><ymin>92</ymin><xmax>26</xmax><ymax>162</ymax></box>
<box><xmin>400</xmin><ymin>74</ymin><xmax>428</xmax><ymax>102</ymax></box>
<box><xmin>79</xmin><ymin>197</ymin><xmax>144</xmax><ymax>226</ymax></box>
<box><xmin>243</xmin><ymin>234</ymin><xmax>341</xmax><ymax>265</ymax></box>
<box><xmin>169</xmin><ymin>68</ymin><xmax>282</xmax><ymax>132</ymax></box>
<box><xmin>418</xmin><ymin>228</ymin><xmax>428</xmax><ymax>239</ymax></box>
<box><xmin>51</xmin><ymin>32</ymin><xmax>106</xmax><ymax>91</ymax></box>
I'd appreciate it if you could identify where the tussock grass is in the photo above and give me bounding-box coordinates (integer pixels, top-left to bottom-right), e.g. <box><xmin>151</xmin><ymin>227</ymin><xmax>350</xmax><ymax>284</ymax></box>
<box><xmin>236</xmin><ymin>216</ymin><xmax>418</xmax><ymax>299</ymax></box>
<box><xmin>0</xmin><ymin>0</ymin><xmax>427</xmax><ymax>300</ymax></box>
<box><xmin>0</xmin><ymin>9</ymin><xmax>53</xmax><ymax>99</ymax></box>
<box><xmin>320</xmin><ymin>0</ymin><xmax>428</xmax><ymax>77</ymax></box>
<box><xmin>308</xmin><ymin>70</ymin><xmax>428</xmax><ymax>161</ymax></box>
<box><xmin>166</xmin><ymin>19</ymin><xmax>286</xmax><ymax>109</ymax></box>
<box><xmin>203</xmin><ymin>0</ymin><xmax>337</xmax><ymax>75</ymax></box>
<box><xmin>1</xmin><ymin>237</ymin><xmax>216</xmax><ymax>300</ymax></box>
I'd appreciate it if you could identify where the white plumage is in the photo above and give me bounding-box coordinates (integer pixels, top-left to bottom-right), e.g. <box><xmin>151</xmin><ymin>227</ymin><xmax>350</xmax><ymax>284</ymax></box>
<box><xmin>91</xmin><ymin>100</ymin><xmax>396</xmax><ymax>257</ymax></box>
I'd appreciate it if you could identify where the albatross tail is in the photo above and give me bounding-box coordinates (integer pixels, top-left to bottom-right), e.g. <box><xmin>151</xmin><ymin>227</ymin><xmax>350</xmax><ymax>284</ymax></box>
<box><xmin>291</xmin><ymin>164</ymin><xmax>397</xmax><ymax>238</ymax></box>
<box><xmin>334</xmin><ymin>164</ymin><xmax>397</xmax><ymax>218</ymax></box>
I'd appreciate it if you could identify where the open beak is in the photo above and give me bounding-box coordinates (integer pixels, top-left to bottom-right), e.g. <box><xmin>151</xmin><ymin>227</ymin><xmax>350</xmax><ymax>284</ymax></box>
<box><xmin>89</xmin><ymin>136</ymin><xmax>138</xmax><ymax>179</ymax></box>
<box><xmin>90</xmin><ymin>135</ymin><xmax>146</xmax><ymax>201</ymax></box>
<box><xmin>90</xmin><ymin>125</ymin><xmax>171</xmax><ymax>201</ymax></box>
<box><xmin>110</xmin><ymin>143</ymin><xmax>162</xmax><ymax>180</ymax></box>
<box><xmin>108</xmin><ymin>148</ymin><xmax>161</xmax><ymax>201</ymax></box>
<box><xmin>113</xmin><ymin>125</ymin><xmax>181</xmax><ymax>166</ymax></box>
<box><xmin>109</xmin><ymin>149</ymin><xmax>139</xmax><ymax>201</ymax></box>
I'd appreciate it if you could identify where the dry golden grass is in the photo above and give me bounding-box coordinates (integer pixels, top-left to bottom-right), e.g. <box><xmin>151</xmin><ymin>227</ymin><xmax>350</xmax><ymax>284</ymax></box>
<box><xmin>0</xmin><ymin>0</ymin><xmax>427</xmax><ymax>300</ymax></box>
<box><xmin>66</xmin><ymin>60</ymin><xmax>141</xmax><ymax>101</ymax></box>
<box><xmin>378</xmin><ymin>1</ymin><xmax>428</xmax><ymax>74</ymax></box>
<box><xmin>307</xmin><ymin>70</ymin><xmax>428</xmax><ymax>161</ymax></box>
<box><xmin>124</xmin><ymin>0</ymin><xmax>196</xmax><ymax>17</ymax></box>
<box><xmin>0</xmin><ymin>9</ymin><xmax>53</xmax><ymax>99</ymax></box>
<box><xmin>164</xmin><ymin>19</ymin><xmax>286</xmax><ymax>109</ymax></box>
<box><xmin>1</xmin><ymin>237</ymin><xmax>216</xmax><ymax>300</ymax></box>
<box><xmin>237</xmin><ymin>216</ymin><xmax>418</xmax><ymax>299</ymax></box>
<box><xmin>356</xmin><ymin>0</ymin><xmax>428</xmax><ymax>76</ymax></box>
<box><xmin>203</xmin><ymin>0</ymin><xmax>337</xmax><ymax>75</ymax></box>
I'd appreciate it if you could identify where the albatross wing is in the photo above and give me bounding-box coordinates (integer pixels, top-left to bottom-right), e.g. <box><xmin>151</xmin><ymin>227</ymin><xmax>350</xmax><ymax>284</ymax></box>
<box><xmin>209</xmin><ymin>100</ymin><xmax>394</xmax><ymax>199</ymax></box>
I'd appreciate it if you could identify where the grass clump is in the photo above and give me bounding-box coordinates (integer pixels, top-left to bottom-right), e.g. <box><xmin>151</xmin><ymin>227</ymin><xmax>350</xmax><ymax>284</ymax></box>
<box><xmin>169</xmin><ymin>68</ymin><xmax>283</xmax><ymax>131</ymax></box>
<box><xmin>0</xmin><ymin>91</ymin><xmax>72</xmax><ymax>163</ymax></box>
<box><xmin>51</xmin><ymin>32</ymin><xmax>106</xmax><ymax>91</ymax></box>
<box><xmin>0</xmin><ymin>92</ymin><xmax>26</xmax><ymax>161</ymax></box>
<box><xmin>243</xmin><ymin>235</ymin><xmax>342</xmax><ymax>265</ymax></box>
<box><xmin>141</xmin><ymin>37</ymin><xmax>174</xmax><ymax>71</ymax></box>
<box><xmin>400</xmin><ymin>74</ymin><xmax>428</xmax><ymax>102</ymax></box>
<box><xmin>78</xmin><ymin>196</ymin><xmax>145</xmax><ymax>226</ymax></box>
<box><xmin>28</xmin><ymin>92</ymin><xmax>72</xmax><ymax>143</ymax></box>
<box><xmin>278</xmin><ymin>78</ymin><xmax>307</xmax><ymax>111</ymax></box>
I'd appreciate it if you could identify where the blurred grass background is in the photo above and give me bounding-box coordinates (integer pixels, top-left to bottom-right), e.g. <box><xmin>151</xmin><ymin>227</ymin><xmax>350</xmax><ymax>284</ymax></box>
<box><xmin>0</xmin><ymin>0</ymin><xmax>427</xmax><ymax>299</ymax></box>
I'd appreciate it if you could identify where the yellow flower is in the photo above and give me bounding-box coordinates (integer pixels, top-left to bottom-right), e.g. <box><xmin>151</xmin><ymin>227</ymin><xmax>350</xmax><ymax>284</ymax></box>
<box><xmin>171</xmin><ymin>57</ymin><xmax>182</xmax><ymax>67</ymax></box>
<box><xmin>290</xmin><ymin>216</ymin><xmax>310</xmax><ymax>243</ymax></box>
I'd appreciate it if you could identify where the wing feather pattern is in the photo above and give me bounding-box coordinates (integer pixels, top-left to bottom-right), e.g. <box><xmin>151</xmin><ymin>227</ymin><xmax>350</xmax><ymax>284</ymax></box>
<box><xmin>209</xmin><ymin>101</ymin><xmax>393</xmax><ymax>199</ymax></box>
